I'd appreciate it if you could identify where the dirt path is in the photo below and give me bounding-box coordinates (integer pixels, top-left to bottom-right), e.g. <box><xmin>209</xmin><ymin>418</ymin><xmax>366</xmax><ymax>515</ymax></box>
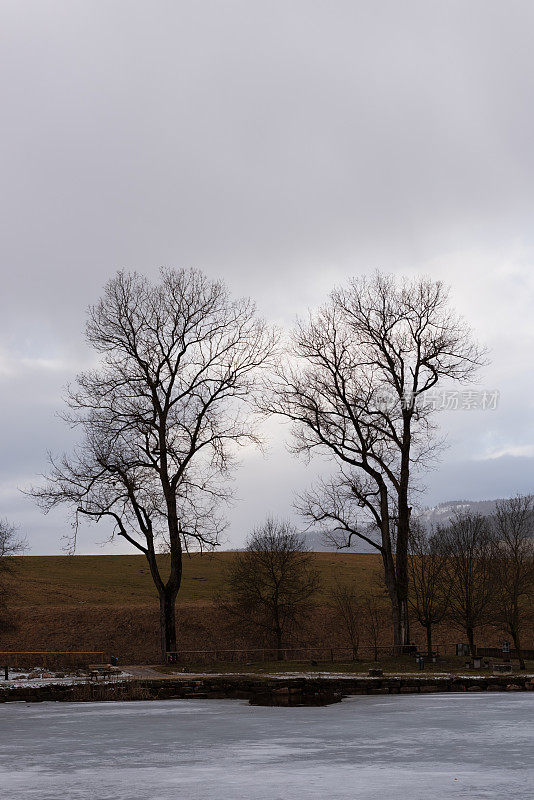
<box><xmin>122</xmin><ymin>665</ymin><xmax>168</xmax><ymax>679</ymax></box>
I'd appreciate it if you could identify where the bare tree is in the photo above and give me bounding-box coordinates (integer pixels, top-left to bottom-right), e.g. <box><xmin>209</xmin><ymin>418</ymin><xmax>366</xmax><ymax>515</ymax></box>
<box><xmin>0</xmin><ymin>518</ymin><xmax>27</xmax><ymax>634</ymax></box>
<box><xmin>32</xmin><ymin>269</ymin><xmax>275</xmax><ymax>659</ymax></box>
<box><xmin>360</xmin><ymin>587</ymin><xmax>389</xmax><ymax>662</ymax></box>
<box><xmin>408</xmin><ymin>521</ymin><xmax>450</xmax><ymax>657</ymax></box>
<box><xmin>266</xmin><ymin>272</ymin><xmax>484</xmax><ymax>648</ymax></box>
<box><xmin>225</xmin><ymin>518</ymin><xmax>320</xmax><ymax>660</ymax></box>
<box><xmin>491</xmin><ymin>495</ymin><xmax>534</xmax><ymax>669</ymax></box>
<box><xmin>0</xmin><ymin>519</ymin><xmax>26</xmax><ymax>560</ymax></box>
<box><xmin>330</xmin><ymin>580</ymin><xmax>360</xmax><ymax>659</ymax></box>
<box><xmin>437</xmin><ymin>512</ymin><xmax>496</xmax><ymax>659</ymax></box>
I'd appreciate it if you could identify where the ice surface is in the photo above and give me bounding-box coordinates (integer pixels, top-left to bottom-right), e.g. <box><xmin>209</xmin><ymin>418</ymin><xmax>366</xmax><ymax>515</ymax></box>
<box><xmin>0</xmin><ymin>693</ymin><xmax>532</xmax><ymax>799</ymax></box>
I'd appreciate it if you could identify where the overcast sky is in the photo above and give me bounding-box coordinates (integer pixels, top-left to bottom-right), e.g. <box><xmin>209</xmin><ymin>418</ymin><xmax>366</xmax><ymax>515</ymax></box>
<box><xmin>1</xmin><ymin>0</ymin><xmax>534</xmax><ymax>554</ymax></box>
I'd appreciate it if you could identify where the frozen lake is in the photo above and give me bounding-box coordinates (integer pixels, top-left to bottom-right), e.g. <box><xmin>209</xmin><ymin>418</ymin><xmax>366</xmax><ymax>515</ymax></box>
<box><xmin>0</xmin><ymin>693</ymin><xmax>532</xmax><ymax>799</ymax></box>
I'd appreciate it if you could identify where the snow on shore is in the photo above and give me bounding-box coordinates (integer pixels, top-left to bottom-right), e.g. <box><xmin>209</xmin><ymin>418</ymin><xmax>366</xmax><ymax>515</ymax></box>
<box><xmin>0</xmin><ymin>670</ymin><xmax>132</xmax><ymax>688</ymax></box>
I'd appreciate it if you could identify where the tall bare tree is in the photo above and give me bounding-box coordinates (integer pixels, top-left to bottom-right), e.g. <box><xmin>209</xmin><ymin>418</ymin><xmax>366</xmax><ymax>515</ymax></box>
<box><xmin>32</xmin><ymin>269</ymin><xmax>274</xmax><ymax>659</ymax></box>
<box><xmin>491</xmin><ymin>495</ymin><xmax>534</xmax><ymax>669</ymax></box>
<box><xmin>225</xmin><ymin>518</ymin><xmax>320</xmax><ymax>660</ymax></box>
<box><xmin>408</xmin><ymin>521</ymin><xmax>450</xmax><ymax>656</ymax></box>
<box><xmin>437</xmin><ymin>512</ymin><xmax>496</xmax><ymax>658</ymax></box>
<box><xmin>266</xmin><ymin>272</ymin><xmax>484</xmax><ymax>647</ymax></box>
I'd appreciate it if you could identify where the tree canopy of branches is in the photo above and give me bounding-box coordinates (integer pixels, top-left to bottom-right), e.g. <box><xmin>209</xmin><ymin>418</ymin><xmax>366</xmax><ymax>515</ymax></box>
<box><xmin>0</xmin><ymin>518</ymin><xmax>27</xmax><ymax>634</ymax></box>
<box><xmin>437</xmin><ymin>512</ymin><xmax>496</xmax><ymax>658</ymax></box>
<box><xmin>32</xmin><ymin>269</ymin><xmax>275</xmax><ymax>659</ymax></box>
<box><xmin>225</xmin><ymin>518</ymin><xmax>320</xmax><ymax>659</ymax></box>
<box><xmin>408</xmin><ymin>521</ymin><xmax>450</xmax><ymax>656</ymax></box>
<box><xmin>491</xmin><ymin>495</ymin><xmax>534</xmax><ymax>669</ymax></box>
<box><xmin>266</xmin><ymin>272</ymin><xmax>484</xmax><ymax>647</ymax></box>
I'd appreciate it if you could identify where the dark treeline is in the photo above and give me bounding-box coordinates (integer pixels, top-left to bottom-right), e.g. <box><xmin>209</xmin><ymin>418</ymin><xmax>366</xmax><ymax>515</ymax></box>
<box><xmin>407</xmin><ymin>498</ymin><xmax>534</xmax><ymax>668</ymax></box>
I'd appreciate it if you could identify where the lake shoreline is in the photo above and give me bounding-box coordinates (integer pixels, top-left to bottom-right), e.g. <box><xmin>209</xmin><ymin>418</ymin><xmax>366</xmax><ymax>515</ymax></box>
<box><xmin>1</xmin><ymin>672</ymin><xmax>533</xmax><ymax>704</ymax></box>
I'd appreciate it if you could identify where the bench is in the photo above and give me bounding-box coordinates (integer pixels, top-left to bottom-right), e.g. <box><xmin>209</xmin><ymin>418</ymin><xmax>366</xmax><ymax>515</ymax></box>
<box><xmin>493</xmin><ymin>663</ymin><xmax>513</xmax><ymax>674</ymax></box>
<box><xmin>87</xmin><ymin>664</ymin><xmax>121</xmax><ymax>681</ymax></box>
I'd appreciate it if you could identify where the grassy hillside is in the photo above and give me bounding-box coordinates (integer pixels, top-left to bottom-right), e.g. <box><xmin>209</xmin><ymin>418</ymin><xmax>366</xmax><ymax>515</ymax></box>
<box><xmin>3</xmin><ymin>552</ymin><xmax>524</xmax><ymax>665</ymax></box>
<box><xmin>10</xmin><ymin>552</ymin><xmax>384</xmax><ymax>607</ymax></box>
<box><xmin>2</xmin><ymin>552</ymin><xmax>385</xmax><ymax>664</ymax></box>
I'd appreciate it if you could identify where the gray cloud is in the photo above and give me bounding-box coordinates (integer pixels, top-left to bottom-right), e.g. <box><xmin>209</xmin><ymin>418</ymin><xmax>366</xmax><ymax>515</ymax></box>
<box><xmin>1</xmin><ymin>1</ymin><xmax>534</xmax><ymax>552</ymax></box>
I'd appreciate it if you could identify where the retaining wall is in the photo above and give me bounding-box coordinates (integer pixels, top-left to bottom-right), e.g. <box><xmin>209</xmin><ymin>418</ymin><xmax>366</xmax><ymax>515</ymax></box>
<box><xmin>1</xmin><ymin>673</ymin><xmax>533</xmax><ymax>704</ymax></box>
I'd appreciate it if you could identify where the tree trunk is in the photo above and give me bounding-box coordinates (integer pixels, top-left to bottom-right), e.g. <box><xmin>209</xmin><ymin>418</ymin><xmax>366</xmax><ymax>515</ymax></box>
<box><xmin>159</xmin><ymin>485</ymin><xmax>182</xmax><ymax>662</ymax></box>
<box><xmin>466</xmin><ymin>626</ymin><xmax>476</xmax><ymax>659</ymax></box>
<box><xmin>144</xmin><ymin>535</ymin><xmax>181</xmax><ymax>663</ymax></box>
<box><xmin>380</xmin><ymin>497</ymin><xmax>410</xmax><ymax>650</ymax></box>
<box><xmin>426</xmin><ymin>623</ymin><xmax>433</xmax><ymax>658</ymax></box>
<box><xmin>395</xmin><ymin>412</ymin><xmax>412</xmax><ymax>649</ymax></box>
<box><xmin>511</xmin><ymin>629</ymin><xmax>526</xmax><ymax>670</ymax></box>
<box><xmin>381</xmin><ymin>547</ymin><xmax>408</xmax><ymax>652</ymax></box>
<box><xmin>390</xmin><ymin>599</ymin><xmax>402</xmax><ymax>652</ymax></box>
<box><xmin>398</xmin><ymin>596</ymin><xmax>410</xmax><ymax>650</ymax></box>
<box><xmin>159</xmin><ymin>590</ymin><xmax>177</xmax><ymax>661</ymax></box>
<box><xmin>275</xmin><ymin>627</ymin><xmax>283</xmax><ymax>661</ymax></box>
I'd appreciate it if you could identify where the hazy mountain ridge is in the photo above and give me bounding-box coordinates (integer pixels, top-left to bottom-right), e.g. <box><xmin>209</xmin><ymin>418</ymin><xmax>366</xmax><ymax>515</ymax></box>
<box><xmin>301</xmin><ymin>529</ymin><xmax>377</xmax><ymax>554</ymax></box>
<box><xmin>302</xmin><ymin>499</ymin><xmax>506</xmax><ymax>552</ymax></box>
<box><xmin>416</xmin><ymin>498</ymin><xmax>502</xmax><ymax>529</ymax></box>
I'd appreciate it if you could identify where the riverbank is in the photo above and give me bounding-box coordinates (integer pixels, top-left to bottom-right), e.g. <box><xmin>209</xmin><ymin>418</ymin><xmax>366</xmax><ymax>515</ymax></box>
<box><xmin>1</xmin><ymin>671</ymin><xmax>533</xmax><ymax>704</ymax></box>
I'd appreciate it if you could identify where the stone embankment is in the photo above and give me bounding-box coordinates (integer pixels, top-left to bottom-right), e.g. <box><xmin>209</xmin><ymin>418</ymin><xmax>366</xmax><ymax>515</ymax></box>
<box><xmin>1</xmin><ymin>673</ymin><xmax>533</xmax><ymax>705</ymax></box>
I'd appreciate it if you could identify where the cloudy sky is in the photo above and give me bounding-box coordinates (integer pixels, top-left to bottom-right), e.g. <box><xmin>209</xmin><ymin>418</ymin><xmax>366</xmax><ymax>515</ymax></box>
<box><xmin>1</xmin><ymin>0</ymin><xmax>534</xmax><ymax>554</ymax></box>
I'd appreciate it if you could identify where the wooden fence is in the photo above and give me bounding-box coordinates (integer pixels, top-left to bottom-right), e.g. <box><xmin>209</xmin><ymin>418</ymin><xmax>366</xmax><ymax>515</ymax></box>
<box><xmin>0</xmin><ymin>651</ymin><xmax>105</xmax><ymax>669</ymax></box>
<box><xmin>476</xmin><ymin>646</ymin><xmax>534</xmax><ymax>660</ymax></box>
<box><xmin>165</xmin><ymin>644</ymin><xmax>447</xmax><ymax>665</ymax></box>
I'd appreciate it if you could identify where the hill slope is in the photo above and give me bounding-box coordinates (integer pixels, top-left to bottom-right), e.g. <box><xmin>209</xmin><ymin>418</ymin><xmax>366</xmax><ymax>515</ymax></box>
<box><xmin>9</xmin><ymin>552</ymin><xmax>383</xmax><ymax>607</ymax></box>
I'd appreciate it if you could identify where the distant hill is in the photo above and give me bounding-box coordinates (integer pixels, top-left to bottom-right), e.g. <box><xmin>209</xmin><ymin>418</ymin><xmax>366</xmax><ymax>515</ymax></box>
<box><xmin>302</xmin><ymin>498</ymin><xmax>506</xmax><ymax>552</ymax></box>
<box><xmin>301</xmin><ymin>529</ymin><xmax>377</xmax><ymax>554</ymax></box>
<box><xmin>416</xmin><ymin>499</ymin><xmax>502</xmax><ymax>529</ymax></box>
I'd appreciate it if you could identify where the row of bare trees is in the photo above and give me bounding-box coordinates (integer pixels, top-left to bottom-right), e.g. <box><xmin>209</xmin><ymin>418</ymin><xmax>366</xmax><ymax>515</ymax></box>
<box><xmin>30</xmin><ymin>266</ymin><xmax>529</xmax><ymax>661</ymax></box>
<box><xmin>223</xmin><ymin>502</ymin><xmax>533</xmax><ymax>666</ymax></box>
<box><xmin>409</xmin><ymin>498</ymin><xmax>534</xmax><ymax>668</ymax></box>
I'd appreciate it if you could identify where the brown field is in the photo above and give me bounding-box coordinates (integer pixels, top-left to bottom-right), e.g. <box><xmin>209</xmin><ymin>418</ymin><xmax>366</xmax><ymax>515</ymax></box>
<box><xmin>1</xmin><ymin>552</ymin><xmax>529</xmax><ymax>666</ymax></box>
<box><xmin>8</xmin><ymin>552</ymin><xmax>383</xmax><ymax>607</ymax></box>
